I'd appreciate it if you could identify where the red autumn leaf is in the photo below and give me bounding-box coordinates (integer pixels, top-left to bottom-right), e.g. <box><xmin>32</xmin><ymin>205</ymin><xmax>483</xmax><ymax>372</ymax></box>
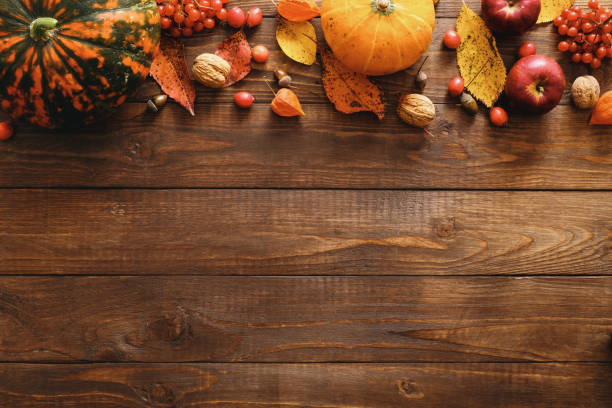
<box><xmin>320</xmin><ymin>47</ymin><xmax>385</xmax><ymax>119</ymax></box>
<box><xmin>150</xmin><ymin>37</ymin><xmax>196</xmax><ymax>116</ymax></box>
<box><xmin>271</xmin><ymin>88</ymin><xmax>305</xmax><ymax>117</ymax></box>
<box><xmin>277</xmin><ymin>0</ymin><xmax>320</xmax><ymax>21</ymax></box>
<box><xmin>215</xmin><ymin>31</ymin><xmax>252</xmax><ymax>87</ymax></box>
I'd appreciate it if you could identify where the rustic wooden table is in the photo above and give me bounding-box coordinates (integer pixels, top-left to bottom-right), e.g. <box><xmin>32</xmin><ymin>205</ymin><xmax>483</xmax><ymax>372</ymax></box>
<box><xmin>1</xmin><ymin>0</ymin><xmax>611</xmax><ymax>406</ymax></box>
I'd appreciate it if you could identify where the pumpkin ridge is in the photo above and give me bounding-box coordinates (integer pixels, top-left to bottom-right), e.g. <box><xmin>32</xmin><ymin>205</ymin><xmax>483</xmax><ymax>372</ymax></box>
<box><xmin>0</xmin><ymin>37</ymin><xmax>30</xmax><ymax>82</ymax></box>
<box><xmin>393</xmin><ymin>13</ymin><xmax>428</xmax><ymax>54</ymax></box>
<box><xmin>403</xmin><ymin>13</ymin><xmax>433</xmax><ymax>52</ymax></box>
<box><xmin>362</xmin><ymin>14</ymin><xmax>381</xmax><ymax>73</ymax></box>
<box><xmin>51</xmin><ymin>38</ymin><xmax>105</xmax><ymax>104</ymax></box>
<box><xmin>59</xmin><ymin>2</ymin><xmax>155</xmax><ymax>25</ymax></box>
<box><xmin>58</xmin><ymin>33</ymin><xmax>150</xmax><ymax>62</ymax></box>
<box><xmin>11</xmin><ymin>0</ymin><xmax>33</xmax><ymax>17</ymax></box>
<box><xmin>0</xmin><ymin>9</ymin><xmax>30</xmax><ymax>26</ymax></box>
<box><xmin>34</xmin><ymin>46</ymin><xmax>55</xmax><ymax>127</ymax></box>
<box><xmin>327</xmin><ymin>12</ymin><xmax>373</xmax><ymax>53</ymax></box>
<box><xmin>388</xmin><ymin>19</ymin><xmax>404</xmax><ymax>73</ymax></box>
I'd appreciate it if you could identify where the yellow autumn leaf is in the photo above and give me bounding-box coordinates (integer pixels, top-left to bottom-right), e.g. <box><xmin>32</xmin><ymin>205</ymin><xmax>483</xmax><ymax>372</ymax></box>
<box><xmin>537</xmin><ymin>0</ymin><xmax>574</xmax><ymax>23</ymax></box>
<box><xmin>456</xmin><ymin>3</ymin><xmax>506</xmax><ymax>108</ymax></box>
<box><xmin>276</xmin><ymin>18</ymin><xmax>317</xmax><ymax>65</ymax></box>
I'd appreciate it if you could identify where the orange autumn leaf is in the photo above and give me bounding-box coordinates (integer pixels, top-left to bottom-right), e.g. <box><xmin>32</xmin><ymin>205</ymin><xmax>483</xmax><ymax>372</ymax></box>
<box><xmin>590</xmin><ymin>91</ymin><xmax>612</xmax><ymax>125</ymax></box>
<box><xmin>150</xmin><ymin>37</ymin><xmax>196</xmax><ymax>116</ymax></box>
<box><xmin>215</xmin><ymin>31</ymin><xmax>252</xmax><ymax>86</ymax></box>
<box><xmin>320</xmin><ymin>47</ymin><xmax>385</xmax><ymax>119</ymax></box>
<box><xmin>271</xmin><ymin>88</ymin><xmax>305</xmax><ymax>117</ymax></box>
<box><xmin>277</xmin><ymin>0</ymin><xmax>320</xmax><ymax>21</ymax></box>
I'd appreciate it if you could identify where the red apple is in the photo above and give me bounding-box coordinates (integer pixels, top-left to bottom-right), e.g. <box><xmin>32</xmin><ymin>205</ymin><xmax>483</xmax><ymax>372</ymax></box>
<box><xmin>481</xmin><ymin>0</ymin><xmax>541</xmax><ymax>35</ymax></box>
<box><xmin>505</xmin><ymin>55</ymin><xmax>565</xmax><ymax>114</ymax></box>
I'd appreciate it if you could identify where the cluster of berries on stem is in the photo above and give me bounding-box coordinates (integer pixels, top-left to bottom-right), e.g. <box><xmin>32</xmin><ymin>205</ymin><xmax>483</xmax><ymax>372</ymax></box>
<box><xmin>156</xmin><ymin>0</ymin><xmax>262</xmax><ymax>37</ymax></box>
<box><xmin>554</xmin><ymin>0</ymin><xmax>612</xmax><ymax>69</ymax></box>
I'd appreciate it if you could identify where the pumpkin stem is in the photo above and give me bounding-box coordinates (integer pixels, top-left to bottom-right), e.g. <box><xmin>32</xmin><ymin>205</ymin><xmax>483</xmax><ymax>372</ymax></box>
<box><xmin>30</xmin><ymin>17</ymin><xmax>58</xmax><ymax>42</ymax></box>
<box><xmin>376</xmin><ymin>0</ymin><xmax>391</xmax><ymax>12</ymax></box>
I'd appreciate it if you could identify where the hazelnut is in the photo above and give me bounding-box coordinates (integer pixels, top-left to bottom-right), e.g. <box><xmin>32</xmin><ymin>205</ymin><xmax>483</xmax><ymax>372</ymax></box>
<box><xmin>192</xmin><ymin>53</ymin><xmax>230</xmax><ymax>88</ymax></box>
<box><xmin>571</xmin><ymin>75</ymin><xmax>600</xmax><ymax>110</ymax></box>
<box><xmin>397</xmin><ymin>93</ymin><xmax>435</xmax><ymax>128</ymax></box>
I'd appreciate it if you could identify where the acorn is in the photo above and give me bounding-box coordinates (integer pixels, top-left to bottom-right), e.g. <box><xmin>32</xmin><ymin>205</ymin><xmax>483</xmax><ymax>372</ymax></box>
<box><xmin>460</xmin><ymin>92</ymin><xmax>478</xmax><ymax>114</ymax></box>
<box><xmin>278</xmin><ymin>75</ymin><xmax>292</xmax><ymax>88</ymax></box>
<box><xmin>153</xmin><ymin>94</ymin><xmax>168</xmax><ymax>108</ymax></box>
<box><xmin>146</xmin><ymin>99</ymin><xmax>158</xmax><ymax>113</ymax></box>
<box><xmin>146</xmin><ymin>94</ymin><xmax>168</xmax><ymax>113</ymax></box>
<box><xmin>415</xmin><ymin>71</ymin><xmax>428</xmax><ymax>92</ymax></box>
<box><xmin>274</xmin><ymin>69</ymin><xmax>288</xmax><ymax>81</ymax></box>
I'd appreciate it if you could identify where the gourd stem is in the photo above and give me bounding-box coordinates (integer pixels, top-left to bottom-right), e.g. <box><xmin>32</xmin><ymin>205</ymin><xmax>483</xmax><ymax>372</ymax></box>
<box><xmin>376</xmin><ymin>0</ymin><xmax>391</xmax><ymax>12</ymax></box>
<box><xmin>30</xmin><ymin>17</ymin><xmax>58</xmax><ymax>42</ymax></box>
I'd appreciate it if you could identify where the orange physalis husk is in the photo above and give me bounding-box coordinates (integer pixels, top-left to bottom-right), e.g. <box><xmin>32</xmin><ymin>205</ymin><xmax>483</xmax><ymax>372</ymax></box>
<box><xmin>277</xmin><ymin>0</ymin><xmax>320</xmax><ymax>22</ymax></box>
<box><xmin>271</xmin><ymin>88</ymin><xmax>305</xmax><ymax>117</ymax></box>
<box><xmin>589</xmin><ymin>91</ymin><xmax>612</xmax><ymax>125</ymax></box>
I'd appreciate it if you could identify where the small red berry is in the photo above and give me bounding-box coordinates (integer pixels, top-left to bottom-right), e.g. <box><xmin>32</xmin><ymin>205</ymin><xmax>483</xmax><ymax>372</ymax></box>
<box><xmin>0</xmin><ymin>121</ymin><xmax>14</xmax><ymax>141</ymax></box>
<box><xmin>246</xmin><ymin>7</ymin><xmax>263</xmax><ymax>27</ymax></box>
<box><xmin>203</xmin><ymin>17</ymin><xmax>215</xmax><ymax>29</ymax></box>
<box><xmin>160</xmin><ymin>16</ymin><xmax>172</xmax><ymax>29</ymax></box>
<box><xmin>582</xmin><ymin>52</ymin><xmax>593</xmax><ymax>63</ymax></box>
<box><xmin>518</xmin><ymin>41</ymin><xmax>537</xmax><ymax>57</ymax></box>
<box><xmin>590</xmin><ymin>57</ymin><xmax>602</xmax><ymax>68</ymax></box>
<box><xmin>448</xmin><ymin>76</ymin><xmax>464</xmax><ymax>97</ymax></box>
<box><xmin>443</xmin><ymin>30</ymin><xmax>461</xmax><ymax>49</ymax></box>
<box><xmin>216</xmin><ymin>7</ymin><xmax>227</xmax><ymax>20</ymax></box>
<box><xmin>227</xmin><ymin>7</ymin><xmax>246</xmax><ymax>28</ymax></box>
<box><xmin>489</xmin><ymin>107</ymin><xmax>508</xmax><ymax>127</ymax></box>
<box><xmin>557</xmin><ymin>41</ymin><xmax>569</xmax><ymax>52</ymax></box>
<box><xmin>234</xmin><ymin>91</ymin><xmax>254</xmax><ymax>108</ymax></box>
<box><xmin>252</xmin><ymin>45</ymin><xmax>270</xmax><ymax>63</ymax></box>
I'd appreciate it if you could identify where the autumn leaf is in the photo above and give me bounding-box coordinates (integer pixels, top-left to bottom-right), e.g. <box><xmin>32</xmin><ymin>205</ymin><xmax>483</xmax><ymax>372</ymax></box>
<box><xmin>215</xmin><ymin>31</ymin><xmax>252</xmax><ymax>86</ymax></box>
<box><xmin>150</xmin><ymin>37</ymin><xmax>196</xmax><ymax>116</ymax></box>
<box><xmin>271</xmin><ymin>88</ymin><xmax>305</xmax><ymax>117</ymax></box>
<box><xmin>456</xmin><ymin>3</ymin><xmax>506</xmax><ymax>108</ymax></box>
<box><xmin>277</xmin><ymin>0</ymin><xmax>320</xmax><ymax>21</ymax></box>
<box><xmin>320</xmin><ymin>47</ymin><xmax>385</xmax><ymax>119</ymax></box>
<box><xmin>537</xmin><ymin>0</ymin><xmax>574</xmax><ymax>23</ymax></box>
<box><xmin>276</xmin><ymin>18</ymin><xmax>317</xmax><ymax>65</ymax></box>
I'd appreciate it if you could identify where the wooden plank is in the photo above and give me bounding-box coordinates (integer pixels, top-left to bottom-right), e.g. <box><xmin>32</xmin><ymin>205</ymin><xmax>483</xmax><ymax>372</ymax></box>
<box><xmin>0</xmin><ymin>275</ymin><xmax>610</xmax><ymax>362</ymax></box>
<box><xmin>2</xmin><ymin>102</ymin><xmax>612</xmax><ymax>189</ymax></box>
<box><xmin>0</xmin><ymin>363</ymin><xmax>611</xmax><ymax>407</ymax></box>
<box><xmin>1</xmin><ymin>190</ymin><xmax>610</xmax><ymax>275</ymax></box>
<box><xmin>133</xmin><ymin>17</ymin><xmax>612</xmax><ymax>106</ymax></box>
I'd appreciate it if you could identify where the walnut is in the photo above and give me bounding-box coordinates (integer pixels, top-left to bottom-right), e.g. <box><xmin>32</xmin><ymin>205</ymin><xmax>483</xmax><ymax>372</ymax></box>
<box><xmin>397</xmin><ymin>93</ymin><xmax>435</xmax><ymax>128</ymax></box>
<box><xmin>192</xmin><ymin>53</ymin><xmax>230</xmax><ymax>88</ymax></box>
<box><xmin>571</xmin><ymin>75</ymin><xmax>600</xmax><ymax>110</ymax></box>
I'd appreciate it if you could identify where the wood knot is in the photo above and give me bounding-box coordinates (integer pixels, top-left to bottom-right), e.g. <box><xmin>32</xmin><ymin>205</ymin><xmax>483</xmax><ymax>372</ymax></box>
<box><xmin>435</xmin><ymin>217</ymin><xmax>456</xmax><ymax>239</ymax></box>
<box><xmin>110</xmin><ymin>204</ymin><xmax>127</xmax><ymax>216</ymax></box>
<box><xmin>397</xmin><ymin>379</ymin><xmax>424</xmax><ymax>399</ymax></box>
<box><xmin>124</xmin><ymin>138</ymin><xmax>154</xmax><ymax>162</ymax></box>
<box><xmin>143</xmin><ymin>383</ymin><xmax>175</xmax><ymax>407</ymax></box>
<box><xmin>148</xmin><ymin>311</ymin><xmax>191</xmax><ymax>343</ymax></box>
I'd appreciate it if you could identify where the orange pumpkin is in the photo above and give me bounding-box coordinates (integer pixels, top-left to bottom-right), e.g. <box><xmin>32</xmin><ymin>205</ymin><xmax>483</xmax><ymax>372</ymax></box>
<box><xmin>321</xmin><ymin>0</ymin><xmax>435</xmax><ymax>76</ymax></box>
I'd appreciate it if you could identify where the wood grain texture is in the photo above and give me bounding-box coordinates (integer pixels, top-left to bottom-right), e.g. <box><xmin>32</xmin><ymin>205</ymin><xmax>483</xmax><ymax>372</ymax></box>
<box><xmin>1</xmin><ymin>190</ymin><xmax>610</xmax><ymax>275</ymax></box>
<box><xmin>1</xmin><ymin>363</ymin><xmax>611</xmax><ymax>407</ymax></box>
<box><xmin>2</xmin><ymin>101</ymin><xmax>612</xmax><ymax>189</ymax></box>
<box><xmin>0</xmin><ymin>276</ymin><xmax>611</xmax><ymax>362</ymax></box>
